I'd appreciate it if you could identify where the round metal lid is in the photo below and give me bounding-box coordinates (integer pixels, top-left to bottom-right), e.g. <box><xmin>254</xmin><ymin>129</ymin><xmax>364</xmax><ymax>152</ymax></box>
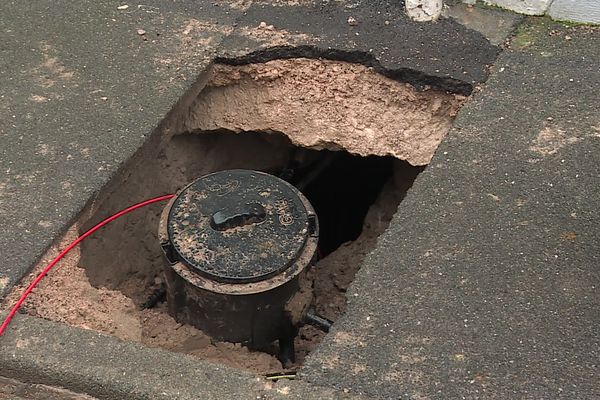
<box><xmin>167</xmin><ymin>169</ymin><xmax>315</xmax><ymax>284</ymax></box>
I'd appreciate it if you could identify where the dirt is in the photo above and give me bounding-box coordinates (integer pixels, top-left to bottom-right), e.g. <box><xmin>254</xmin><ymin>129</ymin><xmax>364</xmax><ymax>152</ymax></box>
<box><xmin>72</xmin><ymin>57</ymin><xmax>463</xmax><ymax>299</ymax></box>
<box><xmin>1</xmin><ymin>58</ymin><xmax>438</xmax><ymax>374</ymax></box>
<box><xmin>237</xmin><ymin>24</ymin><xmax>319</xmax><ymax>48</ymax></box>
<box><xmin>284</xmin><ymin>269</ymin><xmax>314</xmax><ymax>325</ymax></box>
<box><xmin>140</xmin><ymin>306</ymin><xmax>282</xmax><ymax>371</ymax></box>
<box><xmin>76</xmin><ymin>131</ymin><xmax>300</xmax><ymax>302</ymax></box>
<box><xmin>530</xmin><ymin>122</ymin><xmax>582</xmax><ymax>156</ymax></box>
<box><xmin>2</xmin><ymin>157</ymin><xmax>407</xmax><ymax>374</ymax></box>
<box><xmin>185</xmin><ymin>58</ymin><xmax>466</xmax><ymax>166</ymax></box>
<box><xmin>3</xmin><ymin>227</ymin><xmax>282</xmax><ymax>373</ymax></box>
<box><xmin>5</xmin><ymin>227</ymin><xmax>144</xmax><ymax>342</ymax></box>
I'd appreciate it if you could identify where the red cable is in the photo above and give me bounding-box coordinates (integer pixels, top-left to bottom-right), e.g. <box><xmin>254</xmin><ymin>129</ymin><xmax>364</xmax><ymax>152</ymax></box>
<box><xmin>0</xmin><ymin>194</ymin><xmax>174</xmax><ymax>337</ymax></box>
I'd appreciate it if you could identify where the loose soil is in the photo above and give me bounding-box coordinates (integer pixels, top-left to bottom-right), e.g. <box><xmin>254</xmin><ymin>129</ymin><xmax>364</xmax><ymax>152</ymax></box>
<box><xmin>186</xmin><ymin>58</ymin><xmax>466</xmax><ymax>166</ymax></box>
<box><xmin>1</xmin><ymin>58</ymin><xmax>457</xmax><ymax>373</ymax></box>
<box><xmin>2</xmin><ymin>157</ymin><xmax>411</xmax><ymax>374</ymax></box>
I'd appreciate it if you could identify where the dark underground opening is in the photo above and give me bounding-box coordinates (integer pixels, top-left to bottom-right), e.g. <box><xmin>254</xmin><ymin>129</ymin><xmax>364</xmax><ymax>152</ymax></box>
<box><xmin>37</xmin><ymin>129</ymin><xmax>423</xmax><ymax>372</ymax></box>
<box><xmin>296</xmin><ymin>153</ymin><xmax>395</xmax><ymax>257</ymax></box>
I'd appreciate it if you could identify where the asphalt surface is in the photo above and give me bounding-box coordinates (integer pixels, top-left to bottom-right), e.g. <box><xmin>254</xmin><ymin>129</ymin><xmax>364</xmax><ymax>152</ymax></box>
<box><xmin>301</xmin><ymin>18</ymin><xmax>600</xmax><ymax>399</ymax></box>
<box><xmin>2</xmin><ymin>1</ymin><xmax>597</xmax><ymax>399</ymax></box>
<box><xmin>0</xmin><ymin>0</ymin><xmax>499</xmax><ymax>298</ymax></box>
<box><xmin>0</xmin><ymin>0</ymin><xmax>239</xmax><ymax>298</ymax></box>
<box><xmin>442</xmin><ymin>1</ymin><xmax>522</xmax><ymax>46</ymax></box>
<box><xmin>0</xmin><ymin>376</ymin><xmax>95</xmax><ymax>400</ymax></box>
<box><xmin>0</xmin><ymin>313</ymin><xmax>367</xmax><ymax>400</ymax></box>
<box><xmin>218</xmin><ymin>0</ymin><xmax>499</xmax><ymax>94</ymax></box>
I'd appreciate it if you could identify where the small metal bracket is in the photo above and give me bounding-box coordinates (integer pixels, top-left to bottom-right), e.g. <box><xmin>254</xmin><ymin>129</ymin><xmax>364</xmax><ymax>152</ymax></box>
<box><xmin>160</xmin><ymin>241</ymin><xmax>178</xmax><ymax>265</ymax></box>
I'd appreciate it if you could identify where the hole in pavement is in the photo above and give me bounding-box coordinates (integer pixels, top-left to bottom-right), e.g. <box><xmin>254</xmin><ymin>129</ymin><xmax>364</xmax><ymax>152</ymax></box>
<box><xmin>5</xmin><ymin>57</ymin><xmax>462</xmax><ymax>374</ymax></box>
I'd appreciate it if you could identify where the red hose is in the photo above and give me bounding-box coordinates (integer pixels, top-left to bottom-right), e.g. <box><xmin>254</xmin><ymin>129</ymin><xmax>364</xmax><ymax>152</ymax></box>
<box><xmin>0</xmin><ymin>194</ymin><xmax>174</xmax><ymax>337</ymax></box>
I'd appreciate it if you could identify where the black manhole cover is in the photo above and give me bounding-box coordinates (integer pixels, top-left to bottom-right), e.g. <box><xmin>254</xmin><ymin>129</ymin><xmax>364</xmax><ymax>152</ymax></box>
<box><xmin>167</xmin><ymin>169</ymin><xmax>314</xmax><ymax>284</ymax></box>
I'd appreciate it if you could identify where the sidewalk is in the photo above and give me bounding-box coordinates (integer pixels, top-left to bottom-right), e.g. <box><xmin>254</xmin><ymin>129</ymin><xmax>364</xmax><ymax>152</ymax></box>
<box><xmin>1</xmin><ymin>1</ymin><xmax>598</xmax><ymax>399</ymax></box>
<box><xmin>301</xmin><ymin>17</ymin><xmax>600</xmax><ymax>399</ymax></box>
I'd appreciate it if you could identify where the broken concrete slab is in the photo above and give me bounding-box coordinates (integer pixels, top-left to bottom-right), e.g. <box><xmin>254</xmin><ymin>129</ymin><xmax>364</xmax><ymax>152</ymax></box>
<box><xmin>406</xmin><ymin>0</ymin><xmax>444</xmax><ymax>22</ymax></box>
<box><xmin>549</xmin><ymin>0</ymin><xmax>600</xmax><ymax>25</ymax></box>
<box><xmin>464</xmin><ymin>0</ymin><xmax>600</xmax><ymax>24</ymax></box>
<box><xmin>300</xmin><ymin>18</ymin><xmax>600</xmax><ymax>399</ymax></box>
<box><xmin>217</xmin><ymin>0</ymin><xmax>501</xmax><ymax>94</ymax></box>
<box><xmin>482</xmin><ymin>0</ymin><xmax>552</xmax><ymax>15</ymax></box>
